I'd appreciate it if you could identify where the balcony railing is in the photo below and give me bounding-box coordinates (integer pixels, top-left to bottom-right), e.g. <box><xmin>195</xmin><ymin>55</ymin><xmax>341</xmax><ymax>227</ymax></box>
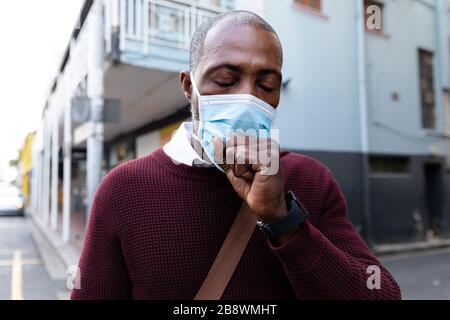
<box><xmin>109</xmin><ymin>0</ymin><xmax>224</xmax><ymax>53</ymax></box>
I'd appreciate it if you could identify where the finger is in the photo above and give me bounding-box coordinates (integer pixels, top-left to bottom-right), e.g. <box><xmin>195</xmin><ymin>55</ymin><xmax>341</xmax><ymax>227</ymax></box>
<box><xmin>233</xmin><ymin>163</ymin><xmax>255</xmax><ymax>180</ymax></box>
<box><xmin>227</xmin><ymin>133</ymin><xmax>279</xmax><ymax>157</ymax></box>
<box><xmin>230</xmin><ymin>145</ymin><xmax>257</xmax><ymax>180</ymax></box>
<box><xmin>225</xmin><ymin>134</ymin><xmax>280</xmax><ymax>175</ymax></box>
<box><xmin>212</xmin><ymin>136</ymin><xmax>225</xmax><ymax>165</ymax></box>
<box><xmin>223</xmin><ymin>166</ymin><xmax>252</xmax><ymax>200</ymax></box>
<box><xmin>251</xmin><ymin>138</ymin><xmax>281</xmax><ymax>175</ymax></box>
<box><xmin>226</xmin><ymin>131</ymin><xmax>251</xmax><ymax>151</ymax></box>
<box><xmin>226</xmin><ymin>144</ymin><xmax>258</xmax><ymax>166</ymax></box>
<box><xmin>226</xmin><ymin>145</ymin><xmax>262</xmax><ymax>176</ymax></box>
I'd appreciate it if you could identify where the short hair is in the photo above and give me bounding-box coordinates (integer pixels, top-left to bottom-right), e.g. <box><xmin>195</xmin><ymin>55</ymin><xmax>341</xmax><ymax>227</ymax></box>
<box><xmin>189</xmin><ymin>10</ymin><xmax>283</xmax><ymax>74</ymax></box>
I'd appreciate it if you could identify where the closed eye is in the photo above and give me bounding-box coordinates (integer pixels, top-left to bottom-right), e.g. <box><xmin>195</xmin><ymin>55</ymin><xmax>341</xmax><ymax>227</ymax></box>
<box><xmin>214</xmin><ymin>81</ymin><xmax>235</xmax><ymax>88</ymax></box>
<box><xmin>259</xmin><ymin>84</ymin><xmax>275</xmax><ymax>92</ymax></box>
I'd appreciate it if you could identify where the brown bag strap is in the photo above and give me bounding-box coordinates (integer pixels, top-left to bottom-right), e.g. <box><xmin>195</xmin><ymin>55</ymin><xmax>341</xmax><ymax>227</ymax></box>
<box><xmin>194</xmin><ymin>202</ymin><xmax>257</xmax><ymax>300</ymax></box>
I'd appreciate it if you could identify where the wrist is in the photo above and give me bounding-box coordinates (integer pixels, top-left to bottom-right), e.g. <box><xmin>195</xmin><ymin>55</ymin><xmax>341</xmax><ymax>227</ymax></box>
<box><xmin>256</xmin><ymin>191</ymin><xmax>309</xmax><ymax>243</ymax></box>
<box><xmin>259</xmin><ymin>194</ymin><xmax>288</xmax><ymax>223</ymax></box>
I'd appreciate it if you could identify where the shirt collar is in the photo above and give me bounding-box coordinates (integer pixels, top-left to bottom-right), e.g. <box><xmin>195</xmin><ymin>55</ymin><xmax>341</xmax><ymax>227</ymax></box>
<box><xmin>162</xmin><ymin>122</ymin><xmax>213</xmax><ymax>167</ymax></box>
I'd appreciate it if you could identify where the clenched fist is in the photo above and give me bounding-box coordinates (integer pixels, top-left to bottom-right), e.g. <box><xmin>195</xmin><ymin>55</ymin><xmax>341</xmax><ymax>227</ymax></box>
<box><xmin>213</xmin><ymin>132</ymin><xmax>287</xmax><ymax>223</ymax></box>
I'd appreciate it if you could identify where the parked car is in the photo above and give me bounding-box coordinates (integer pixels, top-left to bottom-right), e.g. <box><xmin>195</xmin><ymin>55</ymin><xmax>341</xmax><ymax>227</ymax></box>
<box><xmin>0</xmin><ymin>183</ymin><xmax>24</xmax><ymax>216</ymax></box>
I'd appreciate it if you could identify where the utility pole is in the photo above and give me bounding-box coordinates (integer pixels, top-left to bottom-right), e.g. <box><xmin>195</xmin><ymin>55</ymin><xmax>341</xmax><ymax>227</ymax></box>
<box><xmin>86</xmin><ymin>0</ymin><xmax>105</xmax><ymax>217</ymax></box>
<box><xmin>356</xmin><ymin>0</ymin><xmax>373</xmax><ymax>247</ymax></box>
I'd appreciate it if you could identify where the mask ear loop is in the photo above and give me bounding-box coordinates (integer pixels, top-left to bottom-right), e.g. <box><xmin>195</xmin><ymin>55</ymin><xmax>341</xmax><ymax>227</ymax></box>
<box><xmin>189</xmin><ymin>72</ymin><xmax>225</xmax><ymax>173</ymax></box>
<box><xmin>192</xmin><ymin>127</ymin><xmax>226</xmax><ymax>173</ymax></box>
<box><xmin>190</xmin><ymin>72</ymin><xmax>201</xmax><ymax>98</ymax></box>
<box><xmin>192</xmin><ymin>133</ymin><xmax>226</xmax><ymax>173</ymax></box>
<box><xmin>190</xmin><ymin>73</ymin><xmax>226</xmax><ymax>173</ymax></box>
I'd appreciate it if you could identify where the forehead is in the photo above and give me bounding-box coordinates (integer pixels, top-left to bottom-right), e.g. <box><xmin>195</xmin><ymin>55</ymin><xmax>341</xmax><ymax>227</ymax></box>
<box><xmin>198</xmin><ymin>23</ymin><xmax>282</xmax><ymax>74</ymax></box>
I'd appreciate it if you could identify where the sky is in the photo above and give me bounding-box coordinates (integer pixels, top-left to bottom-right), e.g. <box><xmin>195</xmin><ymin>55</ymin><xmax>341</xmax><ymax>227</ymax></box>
<box><xmin>0</xmin><ymin>0</ymin><xmax>84</xmax><ymax>181</ymax></box>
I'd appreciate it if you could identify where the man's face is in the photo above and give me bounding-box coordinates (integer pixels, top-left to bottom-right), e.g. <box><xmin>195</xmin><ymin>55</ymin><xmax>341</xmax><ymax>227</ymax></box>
<box><xmin>181</xmin><ymin>23</ymin><xmax>283</xmax><ymax>130</ymax></box>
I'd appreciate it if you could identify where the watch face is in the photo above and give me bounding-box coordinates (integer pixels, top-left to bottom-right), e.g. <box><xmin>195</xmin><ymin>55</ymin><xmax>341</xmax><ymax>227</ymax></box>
<box><xmin>257</xmin><ymin>192</ymin><xmax>307</xmax><ymax>240</ymax></box>
<box><xmin>287</xmin><ymin>191</ymin><xmax>308</xmax><ymax>218</ymax></box>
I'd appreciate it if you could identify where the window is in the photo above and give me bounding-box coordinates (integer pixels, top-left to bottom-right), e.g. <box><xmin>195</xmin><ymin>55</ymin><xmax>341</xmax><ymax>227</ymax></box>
<box><xmin>364</xmin><ymin>0</ymin><xmax>383</xmax><ymax>33</ymax></box>
<box><xmin>419</xmin><ymin>49</ymin><xmax>436</xmax><ymax>129</ymax></box>
<box><xmin>369</xmin><ymin>156</ymin><xmax>411</xmax><ymax>175</ymax></box>
<box><xmin>294</xmin><ymin>0</ymin><xmax>322</xmax><ymax>11</ymax></box>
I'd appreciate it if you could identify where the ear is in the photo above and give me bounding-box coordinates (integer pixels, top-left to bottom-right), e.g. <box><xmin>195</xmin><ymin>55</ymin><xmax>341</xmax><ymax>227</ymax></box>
<box><xmin>180</xmin><ymin>71</ymin><xmax>193</xmax><ymax>102</ymax></box>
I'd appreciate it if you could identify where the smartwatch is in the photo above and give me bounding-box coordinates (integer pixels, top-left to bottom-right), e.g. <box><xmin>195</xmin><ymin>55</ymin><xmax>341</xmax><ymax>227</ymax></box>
<box><xmin>256</xmin><ymin>191</ymin><xmax>308</xmax><ymax>240</ymax></box>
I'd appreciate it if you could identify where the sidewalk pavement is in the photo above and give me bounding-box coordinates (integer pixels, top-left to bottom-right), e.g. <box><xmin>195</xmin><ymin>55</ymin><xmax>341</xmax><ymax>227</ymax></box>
<box><xmin>27</xmin><ymin>216</ymin><xmax>80</xmax><ymax>273</ymax></box>
<box><xmin>26</xmin><ymin>209</ymin><xmax>81</xmax><ymax>299</ymax></box>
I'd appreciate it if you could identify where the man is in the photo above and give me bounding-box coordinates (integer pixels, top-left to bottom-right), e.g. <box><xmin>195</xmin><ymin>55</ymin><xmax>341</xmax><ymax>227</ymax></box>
<box><xmin>71</xmin><ymin>11</ymin><xmax>401</xmax><ymax>300</ymax></box>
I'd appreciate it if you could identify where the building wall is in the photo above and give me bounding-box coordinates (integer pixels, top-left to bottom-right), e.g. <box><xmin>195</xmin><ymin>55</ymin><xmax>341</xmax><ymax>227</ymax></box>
<box><xmin>266</xmin><ymin>0</ymin><xmax>361</xmax><ymax>153</ymax></box>
<box><xmin>234</xmin><ymin>0</ymin><xmax>265</xmax><ymax>16</ymax></box>
<box><xmin>366</xmin><ymin>0</ymin><xmax>448</xmax><ymax>156</ymax></box>
<box><xmin>263</xmin><ymin>0</ymin><xmax>450</xmax><ymax>243</ymax></box>
<box><xmin>266</xmin><ymin>0</ymin><xmax>449</xmax><ymax>155</ymax></box>
<box><xmin>135</xmin><ymin>121</ymin><xmax>185</xmax><ymax>158</ymax></box>
<box><xmin>369</xmin><ymin>156</ymin><xmax>449</xmax><ymax>243</ymax></box>
<box><xmin>364</xmin><ymin>0</ymin><xmax>450</xmax><ymax>243</ymax></box>
<box><xmin>264</xmin><ymin>0</ymin><xmax>368</xmax><ymax>238</ymax></box>
<box><xmin>136</xmin><ymin>131</ymin><xmax>160</xmax><ymax>158</ymax></box>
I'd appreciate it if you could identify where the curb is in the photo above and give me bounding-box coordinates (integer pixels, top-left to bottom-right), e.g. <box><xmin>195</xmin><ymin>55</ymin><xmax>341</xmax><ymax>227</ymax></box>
<box><xmin>374</xmin><ymin>238</ymin><xmax>450</xmax><ymax>257</ymax></box>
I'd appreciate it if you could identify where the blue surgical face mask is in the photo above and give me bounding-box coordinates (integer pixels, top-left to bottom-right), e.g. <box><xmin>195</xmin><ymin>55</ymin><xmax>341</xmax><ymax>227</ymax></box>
<box><xmin>191</xmin><ymin>73</ymin><xmax>277</xmax><ymax>172</ymax></box>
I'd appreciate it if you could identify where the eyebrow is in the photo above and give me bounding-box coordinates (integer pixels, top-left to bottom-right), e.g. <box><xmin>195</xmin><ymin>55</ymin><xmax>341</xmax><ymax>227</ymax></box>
<box><xmin>204</xmin><ymin>63</ymin><xmax>282</xmax><ymax>81</ymax></box>
<box><xmin>204</xmin><ymin>63</ymin><xmax>242</xmax><ymax>75</ymax></box>
<box><xmin>257</xmin><ymin>68</ymin><xmax>282</xmax><ymax>81</ymax></box>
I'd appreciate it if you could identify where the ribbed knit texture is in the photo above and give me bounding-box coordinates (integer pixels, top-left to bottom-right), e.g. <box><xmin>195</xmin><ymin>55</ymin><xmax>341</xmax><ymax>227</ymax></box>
<box><xmin>71</xmin><ymin>148</ymin><xmax>401</xmax><ymax>300</ymax></box>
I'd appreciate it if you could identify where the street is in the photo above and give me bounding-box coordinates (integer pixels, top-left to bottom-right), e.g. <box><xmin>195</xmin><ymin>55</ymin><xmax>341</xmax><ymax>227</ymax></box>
<box><xmin>0</xmin><ymin>216</ymin><xmax>67</xmax><ymax>300</ymax></box>
<box><xmin>0</xmin><ymin>215</ymin><xmax>450</xmax><ymax>300</ymax></box>
<box><xmin>382</xmin><ymin>248</ymin><xmax>450</xmax><ymax>300</ymax></box>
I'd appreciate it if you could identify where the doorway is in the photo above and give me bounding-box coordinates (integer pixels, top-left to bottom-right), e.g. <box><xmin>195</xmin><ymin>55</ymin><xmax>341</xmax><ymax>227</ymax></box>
<box><xmin>424</xmin><ymin>163</ymin><xmax>445</xmax><ymax>237</ymax></box>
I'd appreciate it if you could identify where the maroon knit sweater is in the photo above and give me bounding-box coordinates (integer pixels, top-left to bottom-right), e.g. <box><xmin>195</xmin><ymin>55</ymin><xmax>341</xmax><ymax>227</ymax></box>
<box><xmin>71</xmin><ymin>148</ymin><xmax>401</xmax><ymax>300</ymax></box>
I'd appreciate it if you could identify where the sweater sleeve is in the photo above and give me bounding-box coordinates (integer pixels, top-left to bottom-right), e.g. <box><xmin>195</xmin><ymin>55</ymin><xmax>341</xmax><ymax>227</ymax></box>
<box><xmin>269</xmin><ymin>168</ymin><xmax>401</xmax><ymax>300</ymax></box>
<box><xmin>71</xmin><ymin>173</ymin><xmax>132</xmax><ymax>300</ymax></box>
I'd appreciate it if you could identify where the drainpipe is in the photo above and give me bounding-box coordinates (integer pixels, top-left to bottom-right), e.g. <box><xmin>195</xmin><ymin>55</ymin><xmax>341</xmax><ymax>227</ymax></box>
<box><xmin>355</xmin><ymin>0</ymin><xmax>373</xmax><ymax>247</ymax></box>
<box><xmin>111</xmin><ymin>0</ymin><xmax>121</xmax><ymax>61</ymax></box>
<box><xmin>435</xmin><ymin>0</ymin><xmax>449</xmax><ymax>131</ymax></box>
<box><xmin>86</xmin><ymin>0</ymin><xmax>105</xmax><ymax>217</ymax></box>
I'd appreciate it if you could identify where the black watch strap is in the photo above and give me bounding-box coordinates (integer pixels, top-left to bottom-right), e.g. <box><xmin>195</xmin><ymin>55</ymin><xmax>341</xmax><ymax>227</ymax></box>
<box><xmin>257</xmin><ymin>191</ymin><xmax>308</xmax><ymax>239</ymax></box>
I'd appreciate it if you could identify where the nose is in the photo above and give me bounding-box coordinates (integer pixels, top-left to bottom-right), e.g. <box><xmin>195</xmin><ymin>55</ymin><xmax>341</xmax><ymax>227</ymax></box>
<box><xmin>235</xmin><ymin>79</ymin><xmax>258</xmax><ymax>98</ymax></box>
